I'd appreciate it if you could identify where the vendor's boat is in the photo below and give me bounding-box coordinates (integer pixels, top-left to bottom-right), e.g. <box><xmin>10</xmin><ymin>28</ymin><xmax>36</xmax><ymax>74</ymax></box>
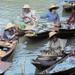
<box><xmin>32</xmin><ymin>55</ymin><xmax>58</xmax><ymax>71</ymax></box>
<box><xmin>40</xmin><ymin>54</ymin><xmax>75</xmax><ymax>75</ymax></box>
<box><xmin>25</xmin><ymin>28</ymin><xmax>75</xmax><ymax>39</ymax></box>
<box><xmin>32</xmin><ymin>50</ymin><xmax>66</xmax><ymax>72</ymax></box>
<box><xmin>25</xmin><ymin>30</ymin><xmax>50</xmax><ymax>39</ymax></box>
<box><xmin>0</xmin><ymin>40</ymin><xmax>17</xmax><ymax>74</ymax></box>
<box><xmin>24</xmin><ymin>22</ymin><xmax>50</xmax><ymax>39</ymax></box>
<box><xmin>63</xmin><ymin>0</ymin><xmax>75</xmax><ymax>13</ymax></box>
<box><xmin>57</xmin><ymin>29</ymin><xmax>75</xmax><ymax>38</ymax></box>
<box><xmin>21</xmin><ymin>20</ymin><xmax>75</xmax><ymax>39</ymax></box>
<box><xmin>24</xmin><ymin>20</ymin><xmax>75</xmax><ymax>39</ymax></box>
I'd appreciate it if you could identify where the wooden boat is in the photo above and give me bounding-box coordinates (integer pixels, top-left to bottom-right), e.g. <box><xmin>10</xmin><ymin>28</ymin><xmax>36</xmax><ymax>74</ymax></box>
<box><xmin>32</xmin><ymin>56</ymin><xmax>58</xmax><ymax>71</ymax></box>
<box><xmin>63</xmin><ymin>0</ymin><xmax>75</xmax><ymax>13</ymax></box>
<box><xmin>25</xmin><ymin>30</ymin><xmax>50</xmax><ymax>39</ymax></box>
<box><xmin>50</xmin><ymin>68</ymin><xmax>75</xmax><ymax>75</ymax></box>
<box><xmin>0</xmin><ymin>40</ymin><xmax>17</xmax><ymax>60</ymax></box>
<box><xmin>63</xmin><ymin>4</ymin><xmax>75</xmax><ymax>12</ymax></box>
<box><xmin>0</xmin><ymin>61</ymin><xmax>11</xmax><ymax>75</ymax></box>
<box><xmin>25</xmin><ymin>28</ymin><xmax>75</xmax><ymax>39</ymax></box>
<box><xmin>32</xmin><ymin>50</ymin><xmax>66</xmax><ymax>71</ymax></box>
<box><xmin>24</xmin><ymin>22</ymin><xmax>50</xmax><ymax>39</ymax></box>
<box><xmin>40</xmin><ymin>55</ymin><xmax>75</xmax><ymax>75</ymax></box>
<box><xmin>57</xmin><ymin>29</ymin><xmax>75</xmax><ymax>38</ymax></box>
<box><xmin>0</xmin><ymin>40</ymin><xmax>17</xmax><ymax>74</ymax></box>
<box><xmin>24</xmin><ymin>20</ymin><xmax>75</xmax><ymax>39</ymax></box>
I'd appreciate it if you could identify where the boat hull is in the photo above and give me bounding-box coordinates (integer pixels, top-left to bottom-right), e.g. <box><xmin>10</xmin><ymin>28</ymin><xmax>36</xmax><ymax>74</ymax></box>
<box><xmin>25</xmin><ymin>31</ymin><xmax>49</xmax><ymax>39</ymax></box>
<box><xmin>0</xmin><ymin>40</ymin><xmax>17</xmax><ymax>74</ymax></box>
<box><xmin>63</xmin><ymin>4</ymin><xmax>75</xmax><ymax>13</ymax></box>
<box><xmin>50</xmin><ymin>67</ymin><xmax>75</xmax><ymax>75</ymax></box>
<box><xmin>25</xmin><ymin>29</ymin><xmax>75</xmax><ymax>39</ymax></box>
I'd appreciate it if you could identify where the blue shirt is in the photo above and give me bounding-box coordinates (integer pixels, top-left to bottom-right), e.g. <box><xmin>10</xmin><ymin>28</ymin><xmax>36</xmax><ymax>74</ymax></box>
<box><xmin>41</xmin><ymin>11</ymin><xmax>60</xmax><ymax>23</ymax></box>
<box><xmin>3</xmin><ymin>29</ymin><xmax>16</xmax><ymax>40</ymax></box>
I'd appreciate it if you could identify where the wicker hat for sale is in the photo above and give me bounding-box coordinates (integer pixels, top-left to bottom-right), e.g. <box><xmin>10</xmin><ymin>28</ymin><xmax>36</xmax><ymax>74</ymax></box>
<box><xmin>49</xmin><ymin>31</ymin><xmax>57</xmax><ymax>38</ymax></box>
<box><xmin>5</xmin><ymin>23</ymin><xmax>15</xmax><ymax>30</ymax></box>
<box><xmin>49</xmin><ymin>3</ymin><xmax>59</xmax><ymax>10</ymax></box>
<box><xmin>22</xmin><ymin>4</ymin><xmax>31</xmax><ymax>9</ymax></box>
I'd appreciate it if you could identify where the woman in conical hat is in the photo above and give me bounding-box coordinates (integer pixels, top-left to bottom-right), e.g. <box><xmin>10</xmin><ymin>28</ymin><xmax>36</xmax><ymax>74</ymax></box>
<box><xmin>5</xmin><ymin>23</ymin><xmax>15</xmax><ymax>30</ymax></box>
<box><xmin>49</xmin><ymin>31</ymin><xmax>57</xmax><ymax>39</ymax></box>
<box><xmin>48</xmin><ymin>31</ymin><xmax>65</xmax><ymax>56</ymax></box>
<box><xmin>3</xmin><ymin>23</ymin><xmax>18</xmax><ymax>41</ymax></box>
<box><xmin>22</xmin><ymin>4</ymin><xmax>38</xmax><ymax>25</ymax></box>
<box><xmin>49</xmin><ymin>4</ymin><xmax>59</xmax><ymax>11</ymax></box>
<box><xmin>41</xmin><ymin>3</ymin><xmax>60</xmax><ymax>25</ymax></box>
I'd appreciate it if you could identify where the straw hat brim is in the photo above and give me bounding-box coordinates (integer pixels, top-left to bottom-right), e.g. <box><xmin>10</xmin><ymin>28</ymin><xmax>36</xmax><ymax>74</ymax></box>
<box><xmin>49</xmin><ymin>32</ymin><xmax>57</xmax><ymax>38</ymax></box>
<box><xmin>22</xmin><ymin>5</ymin><xmax>31</xmax><ymax>9</ymax></box>
<box><xmin>49</xmin><ymin>6</ymin><xmax>59</xmax><ymax>10</ymax></box>
<box><xmin>5</xmin><ymin>23</ymin><xmax>15</xmax><ymax>30</ymax></box>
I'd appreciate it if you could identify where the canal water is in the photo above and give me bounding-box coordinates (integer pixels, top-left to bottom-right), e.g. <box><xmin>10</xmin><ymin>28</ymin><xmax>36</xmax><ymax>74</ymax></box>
<box><xmin>0</xmin><ymin>0</ymin><xmax>69</xmax><ymax>75</ymax></box>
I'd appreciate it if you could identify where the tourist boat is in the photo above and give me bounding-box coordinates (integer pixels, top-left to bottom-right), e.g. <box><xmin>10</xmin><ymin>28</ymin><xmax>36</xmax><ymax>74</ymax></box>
<box><xmin>0</xmin><ymin>40</ymin><xmax>17</xmax><ymax>74</ymax></box>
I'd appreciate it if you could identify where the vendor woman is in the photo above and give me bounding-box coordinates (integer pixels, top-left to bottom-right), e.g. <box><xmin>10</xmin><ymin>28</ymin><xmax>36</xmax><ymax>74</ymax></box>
<box><xmin>3</xmin><ymin>23</ymin><xmax>18</xmax><ymax>41</ymax></box>
<box><xmin>48</xmin><ymin>32</ymin><xmax>66</xmax><ymax>56</ymax></box>
<box><xmin>41</xmin><ymin>3</ymin><xmax>60</xmax><ymax>24</ymax></box>
<box><xmin>22</xmin><ymin>4</ymin><xmax>38</xmax><ymax>26</ymax></box>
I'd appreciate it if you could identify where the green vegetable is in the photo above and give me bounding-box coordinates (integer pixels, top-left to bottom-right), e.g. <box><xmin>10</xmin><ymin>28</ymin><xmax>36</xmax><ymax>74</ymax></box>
<box><xmin>19</xmin><ymin>22</ymin><xmax>29</xmax><ymax>30</ymax></box>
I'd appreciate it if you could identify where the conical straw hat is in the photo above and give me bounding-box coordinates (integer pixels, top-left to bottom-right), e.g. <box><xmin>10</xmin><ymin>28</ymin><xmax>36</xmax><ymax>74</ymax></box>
<box><xmin>49</xmin><ymin>31</ymin><xmax>57</xmax><ymax>38</ymax></box>
<box><xmin>49</xmin><ymin>4</ymin><xmax>59</xmax><ymax>10</ymax></box>
<box><xmin>22</xmin><ymin>4</ymin><xmax>31</xmax><ymax>9</ymax></box>
<box><xmin>5</xmin><ymin>23</ymin><xmax>15</xmax><ymax>30</ymax></box>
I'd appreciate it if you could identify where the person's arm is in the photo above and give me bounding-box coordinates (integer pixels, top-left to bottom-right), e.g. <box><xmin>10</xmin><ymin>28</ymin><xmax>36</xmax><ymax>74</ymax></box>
<box><xmin>40</xmin><ymin>13</ymin><xmax>49</xmax><ymax>19</ymax></box>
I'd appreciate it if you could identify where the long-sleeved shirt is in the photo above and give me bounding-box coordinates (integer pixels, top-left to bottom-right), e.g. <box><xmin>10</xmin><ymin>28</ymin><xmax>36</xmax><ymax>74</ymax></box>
<box><xmin>49</xmin><ymin>38</ymin><xmax>67</xmax><ymax>55</ymax></box>
<box><xmin>3</xmin><ymin>29</ymin><xmax>16</xmax><ymax>40</ymax></box>
<box><xmin>41</xmin><ymin>11</ymin><xmax>60</xmax><ymax>23</ymax></box>
<box><xmin>22</xmin><ymin>10</ymin><xmax>38</xmax><ymax>25</ymax></box>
